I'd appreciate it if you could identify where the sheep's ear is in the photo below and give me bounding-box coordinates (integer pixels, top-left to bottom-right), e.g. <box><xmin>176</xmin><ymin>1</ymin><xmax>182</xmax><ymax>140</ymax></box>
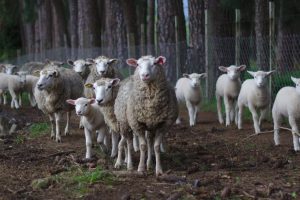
<box><xmin>33</xmin><ymin>70</ymin><xmax>41</xmax><ymax>76</ymax></box>
<box><xmin>53</xmin><ymin>70</ymin><xmax>59</xmax><ymax>77</ymax></box>
<box><xmin>266</xmin><ymin>70</ymin><xmax>275</xmax><ymax>77</ymax></box>
<box><xmin>67</xmin><ymin>59</ymin><xmax>74</xmax><ymax>66</ymax></box>
<box><xmin>66</xmin><ymin>99</ymin><xmax>76</xmax><ymax>105</ymax></box>
<box><xmin>86</xmin><ymin>58</ymin><xmax>95</xmax><ymax>64</ymax></box>
<box><xmin>126</xmin><ymin>58</ymin><xmax>138</xmax><ymax>67</ymax></box>
<box><xmin>45</xmin><ymin>59</ymin><xmax>51</xmax><ymax>64</ymax></box>
<box><xmin>85</xmin><ymin>83</ymin><xmax>93</xmax><ymax>88</ymax></box>
<box><xmin>89</xmin><ymin>98</ymin><xmax>95</xmax><ymax>104</ymax></box>
<box><xmin>111</xmin><ymin>78</ymin><xmax>120</xmax><ymax>87</ymax></box>
<box><xmin>108</xmin><ymin>59</ymin><xmax>118</xmax><ymax>65</ymax></box>
<box><xmin>155</xmin><ymin>56</ymin><xmax>166</xmax><ymax>66</ymax></box>
<box><xmin>247</xmin><ymin>71</ymin><xmax>256</xmax><ymax>77</ymax></box>
<box><xmin>291</xmin><ymin>76</ymin><xmax>298</xmax><ymax>85</ymax></box>
<box><xmin>238</xmin><ymin>65</ymin><xmax>246</xmax><ymax>72</ymax></box>
<box><xmin>183</xmin><ymin>73</ymin><xmax>189</xmax><ymax>78</ymax></box>
<box><xmin>199</xmin><ymin>73</ymin><xmax>207</xmax><ymax>78</ymax></box>
<box><xmin>57</xmin><ymin>62</ymin><xmax>64</xmax><ymax>66</ymax></box>
<box><xmin>218</xmin><ymin>66</ymin><xmax>227</xmax><ymax>72</ymax></box>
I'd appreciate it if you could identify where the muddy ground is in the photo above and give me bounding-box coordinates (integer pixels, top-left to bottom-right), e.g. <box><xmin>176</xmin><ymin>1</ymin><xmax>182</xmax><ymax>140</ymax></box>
<box><xmin>0</xmin><ymin>104</ymin><xmax>299</xmax><ymax>200</ymax></box>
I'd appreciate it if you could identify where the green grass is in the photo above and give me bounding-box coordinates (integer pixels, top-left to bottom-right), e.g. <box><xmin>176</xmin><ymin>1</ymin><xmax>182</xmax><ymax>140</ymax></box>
<box><xmin>29</xmin><ymin>122</ymin><xmax>49</xmax><ymax>138</ymax></box>
<box><xmin>15</xmin><ymin>134</ymin><xmax>26</xmax><ymax>144</ymax></box>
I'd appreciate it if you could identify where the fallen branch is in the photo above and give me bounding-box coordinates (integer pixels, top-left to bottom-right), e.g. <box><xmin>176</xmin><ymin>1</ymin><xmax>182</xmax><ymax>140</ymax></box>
<box><xmin>242</xmin><ymin>191</ymin><xmax>256</xmax><ymax>199</ymax></box>
<box><xmin>45</xmin><ymin>150</ymin><xmax>75</xmax><ymax>158</ymax></box>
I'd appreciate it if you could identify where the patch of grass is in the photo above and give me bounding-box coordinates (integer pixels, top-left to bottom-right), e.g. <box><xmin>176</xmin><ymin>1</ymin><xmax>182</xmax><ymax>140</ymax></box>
<box><xmin>291</xmin><ymin>191</ymin><xmax>297</xmax><ymax>199</ymax></box>
<box><xmin>15</xmin><ymin>134</ymin><xmax>26</xmax><ymax>144</ymax></box>
<box><xmin>73</xmin><ymin>166</ymin><xmax>115</xmax><ymax>185</ymax></box>
<box><xmin>29</xmin><ymin>122</ymin><xmax>49</xmax><ymax>138</ymax></box>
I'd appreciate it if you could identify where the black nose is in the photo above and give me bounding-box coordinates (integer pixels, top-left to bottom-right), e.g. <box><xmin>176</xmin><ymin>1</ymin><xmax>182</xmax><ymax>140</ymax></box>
<box><xmin>97</xmin><ymin>99</ymin><xmax>103</xmax><ymax>104</ymax></box>
<box><xmin>37</xmin><ymin>84</ymin><xmax>43</xmax><ymax>89</ymax></box>
<box><xmin>100</xmin><ymin>70</ymin><xmax>105</xmax><ymax>74</ymax></box>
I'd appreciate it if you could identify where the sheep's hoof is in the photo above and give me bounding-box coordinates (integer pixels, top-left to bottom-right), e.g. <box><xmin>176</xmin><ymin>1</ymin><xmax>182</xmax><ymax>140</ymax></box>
<box><xmin>50</xmin><ymin>135</ymin><xmax>55</xmax><ymax>140</ymax></box>
<box><xmin>64</xmin><ymin>131</ymin><xmax>70</xmax><ymax>136</ymax></box>
<box><xmin>137</xmin><ymin>166</ymin><xmax>146</xmax><ymax>173</ymax></box>
<box><xmin>56</xmin><ymin>137</ymin><xmax>62</xmax><ymax>143</ymax></box>
<box><xmin>79</xmin><ymin>125</ymin><xmax>84</xmax><ymax>129</ymax></box>
<box><xmin>127</xmin><ymin>165</ymin><xmax>134</xmax><ymax>171</ymax></box>
<box><xmin>114</xmin><ymin>162</ymin><xmax>122</xmax><ymax>169</ymax></box>
<box><xmin>155</xmin><ymin>169</ymin><xmax>163</xmax><ymax>177</ymax></box>
<box><xmin>147</xmin><ymin>164</ymin><xmax>153</xmax><ymax>171</ymax></box>
<box><xmin>110</xmin><ymin>152</ymin><xmax>117</xmax><ymax>158</ymax></box>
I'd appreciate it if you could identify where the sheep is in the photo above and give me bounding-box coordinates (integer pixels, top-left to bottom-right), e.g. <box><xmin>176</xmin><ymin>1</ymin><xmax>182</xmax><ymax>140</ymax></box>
<box><xmin>237</xmin><ymin>70</ymin><xmax>274</xmax><ymax>133</ymax></box>
<box><xmin>67</xmin><ymin>59</ymin><xmax>92</xmax><ymax>81</ymax></box>
<box><xmin>0</xmin><ymin>64</ymin><xmax>18</xmax><ymax>74</ymax></box>
<box><xmin>175</xmin><ymin>73</ymin><xmax>206</xmax><ymax>126</ymax></box>
<box><xmin>272</xmin><ymin>77</ymin><xmax>300</xmax><ymax>151</ymax></box>
<box><xmin>84</xmin><ymin>56</ymin><xmax>122</xmax><ymax>98</ymax></box>
<box><xmin>34</xmin><ymin>60</ymin><xmax>84</xmax><ymax>142</ymax></box>
<box><xmin>0</xmin><ymin>72</ymin><xmax>26</xmax><ymax>109</ymax></box>
<box><xmin>66</xmin><ymin>97</ymin><xmax>109</xmax><ymax>159</ymax></box>
<box><xmin>124</xmin><ymin>55</ymin><xmax>178</xmax><ymax>176</ymax></box>
<box><xmin>17</xmin><ymin>71</ymin><xmax>39</xmax><ymax>107</ymax></box>
<box><xmin>19</xmin><ymin>61</ymin><xmax>45</xmax><ymax>74</ymax></box>
<box><xmin>215</xmin><ymin>65</ymin><xmax>246</xmax><ymax>126</ymax></box>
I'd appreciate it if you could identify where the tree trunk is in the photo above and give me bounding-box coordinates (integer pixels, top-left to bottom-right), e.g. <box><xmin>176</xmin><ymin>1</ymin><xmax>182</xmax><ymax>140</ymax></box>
<box><xmin>146</xmin><ymin>0</ymin><xmax>155</xmax><ymax>54</ymax></box>
<box><xmin>78</xmin><ymin>0</ymin><xmax>85</xmax><ymax>49</ymax></box>
<box><xmin>68</xmin><ymin>0</ymin><xmax>78</xmax><ymax>51</ymax></box>
<box><xmin>255</xmin><ymin>0</ymin><xmax>268</xmax><ymax>70</ymax></box>
<box><xmin>39</xmin><ymin>0</ymin><xmax>52</xmax><ymax>57</ymax></box>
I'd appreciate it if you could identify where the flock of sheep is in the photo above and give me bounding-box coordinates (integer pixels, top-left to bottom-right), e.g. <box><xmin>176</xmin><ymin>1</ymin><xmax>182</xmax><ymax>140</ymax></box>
<box><xmin>0</xmin><ymin>56</ymin><xmax>299</xmax><ymax>176</ymax></box>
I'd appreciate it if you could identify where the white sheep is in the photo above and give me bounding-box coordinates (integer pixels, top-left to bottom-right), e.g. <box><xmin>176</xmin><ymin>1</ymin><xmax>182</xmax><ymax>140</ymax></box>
<box><xmin>237</xmin><ymin>70</ymin><xmax>274</xmax><ymax>133</ymax></box>
<box><xmin>0</xmin><ymin>64</ymin><xmax>18</xmax><ymax>74</ymax></box>
<box><xmin>34</xmin><ymin>60</ymin><xmax>84</xmax><ymax>142</ymax></box>
<box><xmin>67</xmin><ymin>59</ymin><xmax>92</xmax><ymax>81</ymax></box>
<box><xmin>215</xmin><ymin>65</ymin><xmax>246</xmax><ymax>126</ymax></box>
<box><xmin>66</xmin><ymin>97</ymin><xmax>109</xmax><ymax>159</ymax></box>
<box><xmin>17</xmin><ymin>71</ymin><xmax>39</xmax><ymax>107</ymax></box>
<box><xmin>175</xmin><ymin>73</ymin><xmax>206</xmax><ymax>126</ymax></box>
<box><xmin>272</xmin><ymin>77</ymin><xmax>300</xmax><ymax>151</ymax></box>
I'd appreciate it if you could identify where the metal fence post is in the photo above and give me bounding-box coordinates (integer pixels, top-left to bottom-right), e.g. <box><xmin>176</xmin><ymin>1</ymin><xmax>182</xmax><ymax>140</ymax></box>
<box><xmin>269</xmin><ymin>2</ymin><xmax>275</xmax><ymax>103</ymax></box>
<box><xmin>235</xmin><ymin>9</ymin><xmax>241</xmax><ymax>66</ymax></box>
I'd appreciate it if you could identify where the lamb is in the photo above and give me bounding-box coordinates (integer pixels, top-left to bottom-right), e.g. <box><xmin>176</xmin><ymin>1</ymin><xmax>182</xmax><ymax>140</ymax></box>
<box><xmin>175</xmin><ymin>73</ymin><xmax>206</xmax><ymax>126</ymax></box>
<box><xmin>215</xmin><ymin>65</ymin><xmax>246</xmax><ymax>126</ymax></box>
<box><xmin>237</xmin><ymin>70</ymin><xmax>274</xmax><ymax>133</ymax></box>
<box><xmin>272</xmin><ymin>77</ymin><xmax>300</xmax><ymax>151</ymax></box>
<box><xmin>19</xmin><ymin>61</ymin><xmax>45</xmax><ymax>74</ymax></box>
<box><xmin>124</xmin><ymin>55</ymin><xmax>178</xmax><ymax>176</ymax></box>
<box><xmin>0</xmin><ymin>64</ymin><xmax>18</xmax><ymax>74</ymax></box>
<box><xmin>84</xmin><ymin>56</ymin><xmax>122</xmax><ymax>98</ymax></box>
<box><xmin>34</xmin><ymin>60</ymin><xmax>84</xmax><ymax>142</ymax></box>
<box><xmin>86</xmin><ymin>77</ymin><xmax>133</xmax><ymax>169</ymax></box>
<box><xmin>0</xmin><ymin>72</ymin><xmax>26</xmax><ymax>109</ymax></box>
<box><xmin>66</xmin><ymin>97</ymin><xmax>109</xmax><ymax>159</ymax></box>
<box><xmin>67</xmin><ymin>59</ymin><xmax>92</xmax><ymax>82</ymax></box>
<box><xmin>17</xmin><ymin>71</ymin><xmax>39</xmax><ymax>107</ymax></box>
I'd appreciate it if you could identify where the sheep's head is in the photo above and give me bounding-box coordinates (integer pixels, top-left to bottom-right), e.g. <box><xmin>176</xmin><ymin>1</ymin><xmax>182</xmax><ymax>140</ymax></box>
<box><xmin>36</xmin><ymin>69</ymin><xmax>59</xmax><ymax>91</ymax></box>
<box><xmin>45</xmin><ymin>59</ymin><xmax>64</xmax><ymax>67</ymax></box>
<box><xmin>183</xmin><ymin>73</ymin><xmax>206</xmax><ymax>88</ymax></box>
<box><xmin>291</xmin><ymin>77</ymin><xmax>300</xmax><ymax>94</ymax></box>
<box><xmin>67</xmin><ymin>59</ymin><xmax>91</xmax><ymax>77</ymax></box>
<box><xmin>85</xmin><ymin>78</ymin><xmax>120</xmax><ymax>105</ymax></box>
<box><xmin>219</xmin><ymin>65</ymin><xmax>246</xmax><ymax>80</ymax></box>
<box><xmin>247</xmin><ymin>70</ymin><xmax>275</xmax><ymax>88</ymax></box>
<box><xmin>87</xmin><ymin>56</ymin><xmax>118</xmax><ymax>76</ymax></box>
<box><xmin>66</xmin><ymin>97</ymin><xmax>95</xmax><ymax>116</ymax></box>
<box><xmin>127</xmin><ymin>55</ymin><xmax>166</xmax><ymax>83</ymax></box>
<box><xmin>16</xmin><ymin>71</ymin><xmax>28</xmax><ymax>86</ymax></box>
<box><xmin>0</xmin><ymin>64</ymin><xmax>17</xmax><ymax>75</ymax></box>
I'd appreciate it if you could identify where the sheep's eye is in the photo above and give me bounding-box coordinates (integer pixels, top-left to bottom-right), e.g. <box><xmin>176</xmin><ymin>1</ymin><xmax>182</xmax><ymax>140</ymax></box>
<box><xmin>85</xmin><ymin>104</ymin><xmax>88</xmax><ymax>106</ymax></box>
<box><xmin>93</xmin><ymin>87</ymin><xmax>95</xmax><ymax>90</ymax></box>
<box><xmin>108</xmin><ymin>85</ymin><xmax>112</xmax><ymax>89</ymax></box>
<box><xmin>49</xmin><ymin>74</ymin><xmax>53</xmax><ymax>78</ymax></box>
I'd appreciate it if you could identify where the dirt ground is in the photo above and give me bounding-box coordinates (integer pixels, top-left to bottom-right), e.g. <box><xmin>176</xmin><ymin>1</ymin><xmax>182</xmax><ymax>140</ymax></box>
<box><xmin>0</xmin><ymin>104</ymin><xmax>299</xmax><ymax>200</ymax></box>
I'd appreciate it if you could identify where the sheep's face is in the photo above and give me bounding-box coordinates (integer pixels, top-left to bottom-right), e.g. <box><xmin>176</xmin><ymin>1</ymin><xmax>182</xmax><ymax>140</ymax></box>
<box><xmin>68</xmin><ymin>59</ymin><xmax>90</xmax><ymax>76</ymax></box>
<box><xmin>16</xmin><ymin>71</ymin><xmax>28</xmax><ymax>86</ymax></box>
<box><xmin>219</xmin><ymin>65</ymin><xmax>246</xmax><ymax>80</ymax></box>
<box><xmin>88</xmin><ymin>57</ymin><xmax>117</xmax><ymax>76</ymax></box>
<box><xmin>36</xmin><ymin>70</ymin><xmax>59</xmax><ymax>91</ymax></box>
<box><xmin>291</xmin><ymin>77</ymin><xmax>300</xmax><ymax>94</ymax></box>
<box><xmin>66</xmin><ymin>98</ymin><xmax>94</xmax><ymax>116</ymax></box>
<box><xmin>127</xmin><ymin>56</ymin><xmax>166</xmax><ymax>83</ymax></box>
<box><xmin>248</xmin><ymin>70</ymin><xmax>274</xmax><ymax>88</ymax></box>
<box><xmin>183</xmin><ymin>73</ymin><xmax>206</xmax><ymax>88</ymax></box>
<box><xmin>3</xmin><ymin>64</ymin><xmax>17</xmax><ymax>75</ymax></box>
<box><xmin>88</xmin><ymin>78</ymin><xmax>120</xmax><ymax>105</ymax></box>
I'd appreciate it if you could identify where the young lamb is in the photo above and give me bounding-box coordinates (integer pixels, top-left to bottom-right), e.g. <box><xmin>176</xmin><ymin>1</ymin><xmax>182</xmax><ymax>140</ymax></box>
<box><xmin>0</xmin><ymin>72</ymin><xmax>26</xmax><ymax>109</ymax></box>
<box><xmin>67</xmin><ymin>59</ymin><xmax>92</xmax><ymax>81</ymax></box>
<box><xmin>215</xmin><ymin>65</ymin><xmax>246</xmax><ymax>126</ymax></box>
<box><xmin>272</xmin><ymin>77</ymin><xmax>300</xmax><ymax>151</ymax></box>
<box><xmin>66</xmin><ymin>97</ymin><xmax>109</xmax><ymax>159</ymax></box>
<box><xmin>0</xmin><ymin>64</ymin><xmax>18</xmax><ymax>74</ymax></box>
<box><xmin>237</xmin><ymin>70</ymin><xmax>274</xmax><ymax>133</ymax></box>
<box><xmin>125</xmin><ymin>55</ymin><xmax>178</xmax><ymax>176</ymax></box>
<box><xmin>17</xmin><ymin>71</ymin><xmax>39</xmax><ymax>107</ymax></box>
<box><xmin>34</xmin><ymin>60</ymin><xmax>84</xmax><ymax>142</ymax></box>
<box><xmin>175</xmin><ymin>73</ymin><xmax>206</xmax><ymax>126</ymax></box>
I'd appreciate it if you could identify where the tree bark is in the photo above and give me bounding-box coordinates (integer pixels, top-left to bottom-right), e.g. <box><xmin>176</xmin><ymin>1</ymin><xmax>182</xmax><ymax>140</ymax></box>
<box><xmin>146</xmin><ymin>0</ymin><xmax>155</xmax><ymax>54</ymax></box>
<box><xmin>39</xmin><ymin>0</ymin><xmax>52</xmax><ymax>55</ymax></box>
<box><xmin>78</xmin><ymin>0</ymin><xmax>85</xmax><ymax>49</ymax></box>
<box><xmin>68</xmin><ymin>0</ymin><xmax>78</xmax><ymax>50</ymax></box>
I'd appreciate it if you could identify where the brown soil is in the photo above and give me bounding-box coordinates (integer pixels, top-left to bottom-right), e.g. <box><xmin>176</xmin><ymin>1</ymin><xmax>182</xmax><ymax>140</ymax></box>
<box><xmin>0</xmin><ymin>105</ymin><xmax>299</xmax><ymax>200</ymax></box>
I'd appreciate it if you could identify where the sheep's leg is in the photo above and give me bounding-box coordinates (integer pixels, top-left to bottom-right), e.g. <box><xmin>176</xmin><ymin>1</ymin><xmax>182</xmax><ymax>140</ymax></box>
<box><xmin>224</xmin><ymin>96</ymin><xmax>232</xmax><ymax>126</ymax></box>
<box><xmin>146</xmin><ymin>131</ymin><xmax>153</xmax><ymax>170</ymax></box>
<box><xmin>104</xmin><ymin>130</ymin><xmax>111</xmax><ymax>151</ymax></box>
<box><xmin>133</xmin><ymin>134</ymin><xmax>139</xmax><ymax>152</ymax></box>
<box><xmin>18</xmin><ymin>93</ymin><xmax>22</xmax><ymax>107</ymax></box>
<box><xmin>126</xmin><ymin>138</ymin><xmax>133</xmax><ymax>170</ymax></box>
<box><xmin>97</xmin><ymin>127</ymin><xmax>108</xmax><ymax>154</ymax></box>
<box><xmin>216</xmin><ymin>94</ymin><xmax>224</xmax><ymax>124</ymax></box>
<box><xmin>230</xmin><ymin>100</ymin><xmax>236</xmax><ymax>123</ymax></box>
<box><xmin>79</xmin><ymin>117</ymin><xmax>84</xmax><ymax>129</ymax></box>
<box><xmin>193</xmin><ymin>105</ymin><xmax>199</xmax><ymax>126</ymax></box>
<box><xmin>160</xmin><ymin>135</ymin><xmax>167</xmax><ymax>153</ymax></box>
<box><xmin>84</xmin><ymin>128</ymin><xmax>92</xmax><ymax>159</ymax></box>
<box><xmin>9</xmin><ymin>90</ymin><xmax>19</xmax><ymax>109</ymax></box>
<box><xmin>234</xmin><ymin>102</ymin><xmax>239</xmax><ymax>125</ymax></box>
<box><xmin>186</xmin><ymin>101</ymin><xmax>195</xmax><ymax>126</ymax></box>
<box><xmin>114</xmin><ymin>135</ymin><xmax>125</xmax><ymax>169</ymax></box>
<box><xmin>3</xmin><ymin>93</ymin><xmax>7</xmax><ymax>105</ymax></box>
<box><xmin>238</xmin><ymin>103</ymin><xmax>244</xmax><ymax>130</ymax></box>
<box><xmin>111</xmin><ymin>131</ymin><xmax>119</xmax><ymax>158</ymax></box>
<box><xmin>29</xmin><ymin>93</ymin><xmax>37</xmax><ymax>107</ymax></box>
<box><xmin>64</xmin><ymin>112</ymin><xmax>71</xmax><ymax>136</ymax></box>
<box><xmin>249</xmin><ymin>104</ymin><xmax>260</xmax><ymax>134</ymax></box>
<box><xmin>273</xmin><ymin>112</ymin><xmax>282</xmax><ymax>146</ymax></box>
<box><xmin>154</xmin><ymin>131</ymin><xmax>163</xmax><ymax>176</ymax></box>
<box><xmin>49</xmin><ymin>114</ymin><xmax>55</xmax><ymax>139</ymax></box>
<box><xmin>288</xmin><ymin>116</ymin><xmax>300</xmax><ymax>151</ymax></box>
<box><xmin>54</xmin><ymin>112</ymin><xmax>62</xmax><ymax>142</ymax></box>
<box><xmin>259</xmin><ymin>108</ymin><xmax>268</xmax><ymax>127</ymax></box>
<box><xmin>137</xmin><ymin>132</ymin><xmax>147</xmax><ymax>173</ymax></box>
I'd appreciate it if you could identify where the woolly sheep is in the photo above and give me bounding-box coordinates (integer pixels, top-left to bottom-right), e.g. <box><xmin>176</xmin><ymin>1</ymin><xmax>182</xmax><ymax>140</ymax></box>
<box><xmin>19</xmin><ymin>61</ymin><xmax>45</xmax><ymax>74</ymax></box>
<box><xmin>66</xmin><ymin>97</ymin><xmax>109</xmax><ymax>159</ymax></box>
<box><xmin>0</xmin><ymin>64</ymin><xmax>18</xmax><ymax>74</ymax></box>
<box><xmin>175</xmin><ymin>73</ymin><xmax>206</xmax><ymax>126</ymax></box>
<box><xmin>34</xmin><ymin>60</ymin><xmax>84</xmax><ymax>142</ymax></box>
<box><xmin>124</xmin><ymin>55</ymin><xmax>178</xmax><ymax>176</ymax></box>
<box><xmin>272</xmin><ymin>77</ymin><xmax>300</xmax><ymax>151</ymax></box>
<box><xmin>215</xmin><ymin>65</ymin><xmax>246</xmax><ymax>126</ymax></box>
<box><xmin>237</xmin><ymin>70</ymin><xmax>274</xmax><ymax>133</ymax></box>
<box><xmin>17</xmin><ymin>71</ymin><xmax>39</xmax><ymax>107</ymax></box>
<box><xmin>67</xmin><ymin>59</ymin><xmax>92</xmax><ymax>81</ymax></box>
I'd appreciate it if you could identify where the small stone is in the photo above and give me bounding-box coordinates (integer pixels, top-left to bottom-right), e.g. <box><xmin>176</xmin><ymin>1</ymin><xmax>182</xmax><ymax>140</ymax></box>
<box><xmin>193</xmin><ymin>179</ymin><xmax>201</xmax><ymax>187</ymax></box>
